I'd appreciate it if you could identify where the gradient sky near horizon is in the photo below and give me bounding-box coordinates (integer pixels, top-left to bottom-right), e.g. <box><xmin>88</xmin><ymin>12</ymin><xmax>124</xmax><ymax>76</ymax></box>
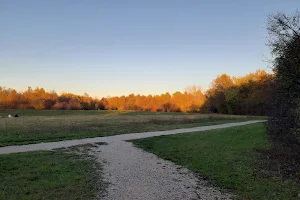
<box><xmin>1</xmin><ymin>1</ymin><xmax>299</xmax><ymax>98</ymax></box>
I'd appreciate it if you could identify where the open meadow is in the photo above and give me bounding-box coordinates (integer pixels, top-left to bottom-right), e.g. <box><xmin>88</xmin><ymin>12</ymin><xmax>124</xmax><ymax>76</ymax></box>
<box><xmin>0</xmin><ymin>110</ymin><xmax>264</xmax><ymax>146</ymax></box>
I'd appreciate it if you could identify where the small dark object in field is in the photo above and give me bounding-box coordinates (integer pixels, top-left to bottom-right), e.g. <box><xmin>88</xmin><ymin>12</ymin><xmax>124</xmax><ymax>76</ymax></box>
<box><xmin>210</xmin><ymin>106</ymin><xmax>218</xmax><ymax>113</ymax></box>
<box><xmin>14</xmin><ymin>114</ymin><xmax>19</xmax><ymax>118</ymax></box>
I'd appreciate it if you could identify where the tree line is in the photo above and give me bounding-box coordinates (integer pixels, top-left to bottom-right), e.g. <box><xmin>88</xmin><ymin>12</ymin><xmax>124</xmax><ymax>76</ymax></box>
<box><xmin>0</xmin><ymin>69</ymin><xmax>273</xmax><ymax>115</ymax></box>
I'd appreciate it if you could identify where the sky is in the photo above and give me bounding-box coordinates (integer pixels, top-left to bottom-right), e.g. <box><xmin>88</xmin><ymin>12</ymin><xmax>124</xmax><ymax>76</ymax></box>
<box><xmin>0</xmin><ymin>0</ymin><xmax>299</xmax><ymax>98</ymax></box>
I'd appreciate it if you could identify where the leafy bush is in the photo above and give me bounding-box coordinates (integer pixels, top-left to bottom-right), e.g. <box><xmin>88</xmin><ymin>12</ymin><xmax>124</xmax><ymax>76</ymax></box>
<box><xmin>267</xmin><ymin>11</ymin><xmax>300</xmax><ymax>148</ymax></box>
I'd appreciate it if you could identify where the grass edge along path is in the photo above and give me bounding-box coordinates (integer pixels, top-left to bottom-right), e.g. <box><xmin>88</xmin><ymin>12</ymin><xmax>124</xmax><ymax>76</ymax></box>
<box><xmin>0</xmin><ymin>144</ymin><xmax>106</xmax><ymax>200</ymax></box>
<box><xmin>132</xmin><ymin>123</ymin><xmax>300</xmax><ymax>200</ymax></box>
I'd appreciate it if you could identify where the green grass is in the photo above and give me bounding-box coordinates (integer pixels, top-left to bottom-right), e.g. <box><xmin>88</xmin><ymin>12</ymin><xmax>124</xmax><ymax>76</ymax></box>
<box><xmin>132</xmin><ymin>123</ymin><xmax>300</xmax><ymax>200</ymax></box>
<box><xmin>0</xmin><ymin>110</ymin><xmax>264</xmax><ymax>146</ymax></box>
<box><xmin>0</xmin><ymin>147</ymin><xmax>104</xmax><ymax>200</ymax></box>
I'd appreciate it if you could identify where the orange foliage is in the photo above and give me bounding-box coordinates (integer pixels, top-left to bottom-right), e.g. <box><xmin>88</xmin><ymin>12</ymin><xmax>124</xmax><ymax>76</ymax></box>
<box><xmin>204</xmin><ymin>69</ymin><xmax>274</xmax><ymax>115</ymax></box>
<box><xmin>0</xmin><ymin>85</ymin><xmax>206</xmax><ymax>112</ymax></box>
<box><xmin>0</xmin><ymin>69</ymin><xmax>273</xmax><ymax>114</ymax></box>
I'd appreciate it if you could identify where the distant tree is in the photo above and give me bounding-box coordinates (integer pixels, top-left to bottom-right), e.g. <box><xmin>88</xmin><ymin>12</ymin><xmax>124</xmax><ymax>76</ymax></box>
<box><xmin>205</xmin><ymin>89</ymin><xmax>227</xmax><ymax>114</ymax></box>
<box><xmin>185</xmin><ymin>85</ymin><xmax>206</xmax><ymax>112</ymax></box>
<box><xmin>211</xmin><ymin>74</ymin><xmax>234</xmax><ymax>92</ymax></box>
<box><xmin>224</xmin><ymin>87</ymin><xmax>241</xmax><ymax>114</ymax></box>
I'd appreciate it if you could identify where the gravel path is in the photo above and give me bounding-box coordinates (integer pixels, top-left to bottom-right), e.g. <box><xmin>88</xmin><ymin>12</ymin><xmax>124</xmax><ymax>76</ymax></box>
<box><xmin>95</xmin><ymin>140</ymin><xmax>232</xmax><ymax>200</ymax></box>
<box><xmin>0</xmin><ymin>120</ymin><xmax>266</xmax><ymax>200</ymax></box>
<box><xmin>0</xmin><ymin>120</ymin><xmax>265</xmax><ymax>154</ymax></box>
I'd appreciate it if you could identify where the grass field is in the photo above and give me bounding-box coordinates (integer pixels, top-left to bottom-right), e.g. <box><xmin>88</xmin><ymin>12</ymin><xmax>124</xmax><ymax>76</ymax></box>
<box><xmin>0</xmin><ymin>144</ymin><xmax>105</xmax><ymax>200</ymax></box>
<box><xmin>0</xmin><ymin>110</ymin><xmax>264</xmax><ymax>146</ymax></box>
<box><xmin>132</xmin><ymin>123</ymin><xmax>300</xmax><ymax>200</ymax></box>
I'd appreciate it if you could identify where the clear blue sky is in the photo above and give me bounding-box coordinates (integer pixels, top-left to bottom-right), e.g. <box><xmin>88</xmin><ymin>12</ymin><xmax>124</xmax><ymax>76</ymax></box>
<box><xmin>1</xmin><ymin>1</ymin><xmax>299</xmax><ymax>98</ymax></box>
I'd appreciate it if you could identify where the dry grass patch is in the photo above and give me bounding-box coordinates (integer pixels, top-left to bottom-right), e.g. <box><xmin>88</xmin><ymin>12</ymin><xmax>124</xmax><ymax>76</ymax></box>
<box><xmin>0</xmin><ymin>110</ymin><xmax>264</xmax><ymax>146</ymax></box>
